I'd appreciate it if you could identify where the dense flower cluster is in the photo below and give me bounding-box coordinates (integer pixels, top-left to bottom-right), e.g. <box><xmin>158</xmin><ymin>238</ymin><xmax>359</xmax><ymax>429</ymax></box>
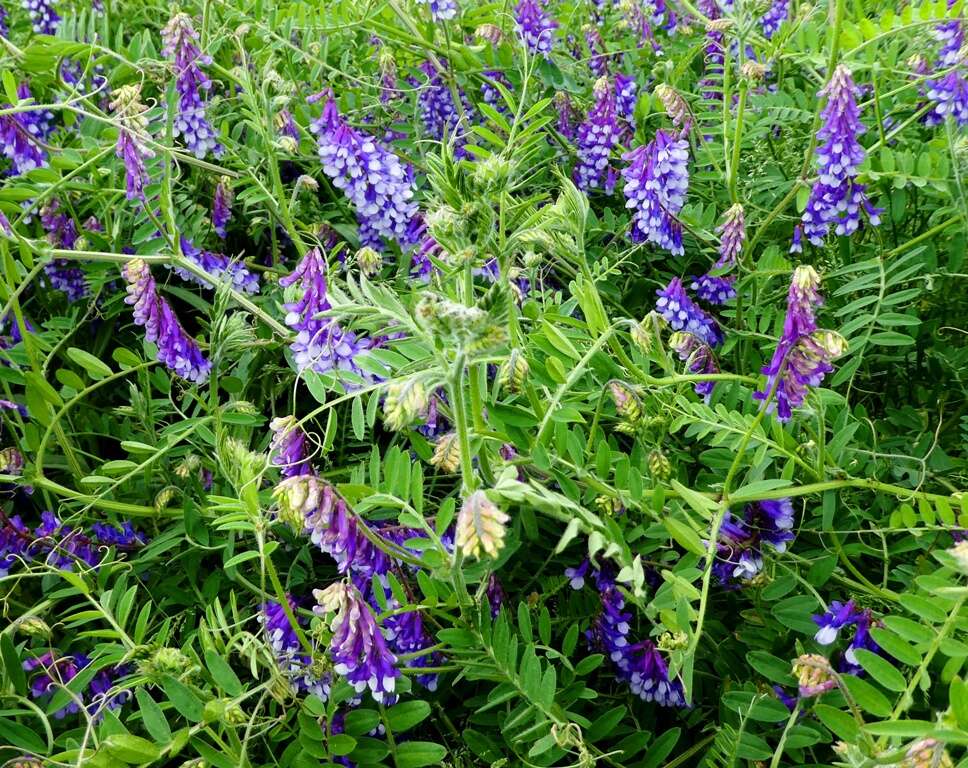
<box><xmin>40</xmin><ymin>200</ymin><xmax>88</xmax><ymax>303</ymax></box>
<box><xmin>669</xmin><ymin>331</ymin><xmax>719</xmax><ymax>401</ymax></box>
<box><xmin>711</xmin><ymin>499</ymin><xmax>795</xmax><ymax>587</ymax></box>
<box><xmin>813</xmin><ymin>600</ymin><xmax>881</xmax><ymax>674</ymax></box>
<box><xmin>175</xmin><ymin>237</ymin><xmax>260</xmax><ymax>294</ymax></box>
<box><xmin>212</xmin><ymin>178</ymin><xmax>233</xmax><ymax>238</ymax></box>
<box><xmin>124</xmin><ymin>258</ymin><xmax>212</xmax><ymax>382</ymax></box>
<box><xmin>279</xmin><ymin>246</ymin><xmax>380</xmax><ymax>383</ymax></box>
<box><xmin>311</xmin><ymin>91</ymin><xmax>418</xmax><ymax>246</ymax></box>
<box><xmin>260</xmin><ymin>598</ymin><xmax>331</xmax><ymax>698</ymax></box>
<box><xmin>655</xmin><ymin>277</ymin><xmax>722</xmax><ymax>346</ymax></box>
<box><xmin>574</xmin><ymin>77</ymin><xmax>619</xmax><ymax>192</ymax></box>
<box><xmin>760</xmin><ymin>0</ymin><xmax>790</xmax><ymax>39</ymax></box>
<box><xmin>481</xmin><ymin>70</ymin><xmax>512</xmax><ymax>114</ymax></box>
<box><xmin>615</xmin><ymin>73</ymin><xmax>637</xmax><ymax>124</ymax></box>
<box><xmin>1</xmin><ymin>82</ymin><xmax>53</xmax><ymax>174</ymax></box>
<box><xmin>515</xmin><ymin>0</ymin><xmax>557</xmax><ymax>58</ymax></box>
<box><xmin>799</xmin><ymin>66</ymin><xmax>881</xmax><ymax>246</ymax></box>
<box><xmin>926</xmin><ymin>14</ymin><xmax>968</xmax><ymax>126</ymax></box>
<box><xmin>622</xmin><ymin>129</ymin><xmax>689</xmax><ymax>255</ymax></box>
<box><xmin>22</xmin><ymin>0</ymin><xmax>60</xmax><ymax>34</ymax></box>
<box><xmin>161</xmin><ymin>13</ymin><xmax>223</xmax><ymax>158</ymax></box>
<box><xmin>416</xmin><ymin>61</ymin><xmax>476</xmax><ymax>162</ymax></box>
<box><xmin>755</xmin><ymin>266</ymin><xmax>846</xmax><ymax>421</ymax></box>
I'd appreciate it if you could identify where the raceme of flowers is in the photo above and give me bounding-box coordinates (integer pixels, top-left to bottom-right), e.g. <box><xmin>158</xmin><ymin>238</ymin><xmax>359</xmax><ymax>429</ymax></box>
<box><xmin>622</xmin><ymin>129</ymin><xmax>690</xmax><ymax>255</ymax></box>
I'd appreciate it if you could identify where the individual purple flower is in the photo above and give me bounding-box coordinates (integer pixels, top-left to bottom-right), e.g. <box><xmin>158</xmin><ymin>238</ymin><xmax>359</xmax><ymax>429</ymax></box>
<box><xmin>280</xmin><ymin>246</ymin><xmax>380</xmax><ymax>383</ymax></box>
<box><xmin>615</xmin><ymin>73</ymin><xmax>637</xmax><ymax>124</ymax></box>
<box><xmin>761</xmin><ymin>0</ymin><xmax>790</xmax><ymax>39</ymax></box>
<box><xmin>312</xmin><ymin>91</ymin><xmax>418</xmax><ymax>246</ymax></box>
<box><xmin>800</xmin><ymin>66</ymin><xmax>881</xmax><ymax>245</ymax></box>
<box><xmin>321</xmin><ymin>584</ymin><xmax>400</xmax><ymax>703</ymax></box>
<box><xmin>754</xmin><ymin>266</ymin><xmax>846</xmax><ymax>421</ymax></box>
<box><xmin>711</xmin><ymin>500</ymin><xmax>795</xmax><ymax>588</ymax></box>
<box><xmin>565</xmin><ymin>558</ymin><xmax>591</xmax><ymax>589</ymax></box>
<box><xmin>212</xmin><ymin>178</ymin><xmax>233</xmax><ymax>238</ymax></box>
<box><xmin>416</xmin><ymin>0</ymin><xmax>457</xmax><ymax>21</ymax></box>
<box><xmin>416</xmin><ymin>61</ymin><xmax>475</xmax><ymax>161</ymax></box>
<box><xmin>750</xmin><ymin>498</ymin><xmax>795</xmax><ymax>552</ymax></box>
<box><xmin>22</xmin><ymin>0</ymin><xmax>60</xmax><ymax>34</ymax></box>
<box><xmin>110</xmin><ymin>84</ymin><xmax>154</xmax><ymax>202</ymax></box>
<box><xmin>24</xmin><ymin>652</ymin><xmax>88</xmax><ymax>718</ymax></box>
<box><xmin>161</xmin><ymin>13</ymin><xmax>223</xmax><ymax>159</ymax></box>
<box><xmin>669</xmin><ymin>331</ymin><xmax>719</xmax><ymax>401</ymax></box>
<box><xmin>789</xmin><ymin>223</ymin><xmax>803</xmax><ymax>254</ymax></box>
<box><xmin>481</xmin><ymin>70</ymin><xmax>512</xmax><ymax>114</ymax></box>
<box><xmin>574</xmin><ymin>77</ymin><xmax>619</xmax><ymax>192</ymax></box>
<box><xmin>842</xmin><ymin>609</ymin><xmax>880</xmax><ymax>672</ymax></box>
<box><xmin>124</xmin><ymin>258</ymin><xmax>212</xmax><ymax>382</ymax></box>
<box><xmin>812</xmin><ymin>600</ymin><xmax>864</xmax><ymax>646</ymax></box>
<box><xmin>175</xmin><ymin>237</ymin><xmax>260</xmax><ymax>294</ymax></box>
<box><xmin>269</xmin><ymin>415</ymin><xmax>314</xmax><ymax>478</ymax></box>
<box><xmin>276</xmin><ymin>109</ymin><xmax>300</xmax><ymax>142</ymax></box>
<box><xmin>1</xmin><ymin>83</ymin><xmax>52</xmax><ymax>174</ymax></box>
<box><xmin>41</xmin><ymin>200</ymin><xmax>88</xmax><ymax>303</ymax></box>
<box><xmin>384</xmin><ymin>607</ymin><xmax>443</xmax><ymax>691</ymax></box>
<box><xmin>0</xmin><ymin>512</ymin><xmax>31</xmax><ymax>574</ymax></box>
<box><xmin>773</xmin><ymin>685</ymin><xmax>799</xmax><ymax>711</ymax></box>
<box><xmin>515</xmin><ymin>0</ymin><xmax>557</xmax><ymax>58</ymax></box>
<box><xmin>622</xmin><ymin>130</ymin><xmax>690</xmax><ymax>255</ymax></box>
<box><xmin>485</xmin><ymin>573</ymin><xmax>504</xmax><ymax>617</ymax></box>
<box><xmin>714</xmin><ymin>203</ymin><xmax>744</xmax><ymax>269</ymax></box>
<box><xmin>655</xmin><ymin>278</ymin><xmax>722</xmax><ymax>346</ymax></box>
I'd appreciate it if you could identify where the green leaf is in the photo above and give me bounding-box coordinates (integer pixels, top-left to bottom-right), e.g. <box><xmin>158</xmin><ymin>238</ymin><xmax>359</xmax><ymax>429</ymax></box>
<box><xmin>869</xmin><ymin>628</ymin><xmax>921</xmax><ymax>666</ymax></box>
<box><xmin>102</xmin><ymin>734</ymin><xmax>165</xmax><ymax>763</ymax></box>
<box><xmin>662</xmin><ymin>516</ymin><xmax>706</xmax><ymax>556</ymax></box>
<box><xmin>392</xmin><ymin>740</ymin><xmax>447</xmax><ymax>768</ymax></box>
<box><xmin>329</xmin><ymin>734</ymin><xmax>357</xmax><ymax>756</ymax></box>
<box><xmin>204</xmin><ymin>650</ymin><xmax>242</xmax><ymax>697</ymax></box>
<box><xmin>670</xmin><ymin>480</ymin><xmax>717</xmax><ymax>517</ymax></box>
<box><xmin>853</xmin><ymin>649</ymin><xmax>907</xmax><ymax>692</ymax></box>
<box><xmin>638</xmin><ymin>727</ymin><xmax>680</xmax><ymax>768</ymax></box>
<box><xmin>352</xmin><ymin>395</ymin><xmax>365</xmax><ymax>440</ymax></box>
<box><xmin>136</xmin><ymin>688</ymin><xmax>172</xmax><ymax>743</ymax></box>
<box><xmin>67</xmin><ymin>346</ymin><xmax>113</xmax><ymax>379</ymax></box>
<box><xmin>1</xmin><ymin>634</ymin><xmax>26</xmax><ymax>696</ymax></box>
<box><xmin>863</xmin><ymin>720</ymin><xmax>935</xmax><ymax>737</ymax></box>
<box><xmin>814</xmin><ymin>704</ymin><xmax>860</xmax><ymax>742</ymax></box>
<box><xmin>385</xmin><ymin>700</ymin><xmax>431</xmax><ymax>733</ymax></box>
<box><xmin>841</xmin><ymin>675</ymin><xmax>893</xmax><ymax>717</ymax></box>
<box><xmin>162</xmin><ymin>676</ymin><xmax>205</xmax><ymax>722</ymax></box>
<box><xmin>950</xmin><ymin>677</ymin><xmax>968</xmax><ymax>728</ymax></box>
<box><xmin>343</xmin><ymin>709</ymin><xmax>381</xmax><ymax>736</ymax></box>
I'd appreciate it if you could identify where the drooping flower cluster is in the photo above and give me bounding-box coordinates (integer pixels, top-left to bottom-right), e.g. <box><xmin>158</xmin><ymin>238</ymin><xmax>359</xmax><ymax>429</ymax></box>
<box><xmin>584</xmin><ymin>26</ymin><xmax>610</xmax><ymax>77</ymax></box>
<box><xmin>655</xmin><ymin>278</ymin><xmax>721</xmax><ymax>347</ymax></box>
<box><xmin>574</xmin><ymin>77</ymin><xmax>619</xmax><ymax>192</ymax></box>
<box><xmin>456</xmin><ymin>490</ymin><xmax>510</xmax><ymax>560</ymax></box>
<box><xmin>175</xmin><ymin>237</ymin><xmax>260</xmax><ymax>294</ymax></box>
<box><xmin>760</xmin><ymin>0</ymin><xmax>790</xmax><ymax>39</ymax></box>
<box><xmin>269</xmin><ymin>415</ymin><xmax>314</xmax><ymax>478</ymax></box>
<box><xmin>813</xmin><ymin>599</ymin><xmax>882</xmax><ymax>674</ymax></box>
<box><xmin>110</xmin><ymin>84</ymin><xmax>155</xmax><ymax>202</ymax></box>
<box><xmin>311</xmin><ymin>91</ymin><xmax>418</xmax><ymax>246</ymax></box>
<box><xmin>24</xmin><ymin>651</ymin><xmax>129</xmax><ymax>718</ymax></box>
<box><xmin>279</xmin><ymin>246</ymin><xmax>380</xmax><ymax>383</ymax></box>
<box><xmin>669</xmin><ymin>331</ymin><xmax>719</xmax><ymax>402</ymax></box>
<box><xmin>515</xmin><ymin>0</ymin><xmax>557</xmax><ymax>58</ymax></box>
<box><xmin>316</xmin><ymin>583</ymin><xmax>400</xmax><ymax>703</ymax></box>
<box><xmin>22</xmin><ymin>0</ymin><xmax>60</xmax><ymax>34</ymax></box>
<box><xmin>212</xmin><ymin>178</ymin><xmax>233</xmax><ymax>238</ymax></box>
<box><xmin>1</xmin><ymin>509</ymin><xmax>146</xmax><ymax>576</ymax></box>
<box><xmin>754</xmin><ymin>266</ymin><xmax>846</xmax><ymax>421</ymax></box>
<box><xmin>383</xmin><ymin>608</ymin><xmax>443</xmax><ymax>691</ymax></box>
<box><xmin>260</xmin><ymin>598</ymin><xmax>331</xmax><ymax>698</ymax></box>
<box><xmin>416</xmin><ymin>61</ymin><xmax>476</xmax><ymax>162</ymax></box>
<box><xmin>710</xmin><ymin>499</ymin><xmax>795</xmax><ymax>587</ymax></box>
<box><xmin>161</xmin><ymin>13</ymin><xmax>223</xmax><ymax>159</ymax></box>
<box><xmin>925</xmin><ymin>13</ymin><xmax>968</xmax><ymax>127</ymax></box>
<box><xmin>40</xmin><ymin>200</ymin><xmax>89</xmax><ymax>303</ymax></box>
<box><xmin>800</xmin><ymin>66</ymin><xmax>881</xmax><ymax>246</ymax></box>
<box><xmin>577</xmin><ymin>569</ymin><xmax>686</xmax><ymax>707</ymax></box>
<box><xmin>554</xmin><ymin>92</ymin><xmax>578</xmax><ymax>139</ymax></box>
<box><xmin>416</xmin><ymin>0</ymin><xmax>457</xmax><ymax>21</ymax></box>
<box><xmin>124</xmin><ymin>258</ymin><xmax>212</xmax><ymax>382</ymax></box>
<box><xmin>1</xmin><ymin>82</ymin><xmax>53</xmax><ymax>174</ymax></box>
<box><xmin>622</xmin><ymin>130</ymin><xmax>690</xmax><ymax>255</ymax></box>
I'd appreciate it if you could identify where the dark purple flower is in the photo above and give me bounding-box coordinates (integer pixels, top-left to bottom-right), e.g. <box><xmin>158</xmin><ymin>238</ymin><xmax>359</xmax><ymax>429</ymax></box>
<box><xmin>312</xmin><ymin>91</ymin><xmax>418</xmax><ymax>246</ymax></box>
<box><xmin>41</xmin><ymin>201</ymin><xmax>88</xmax><ymax>303</ymax></box>
<box><xmin>22</xmin><ymin>0</ymin><xmax>59</xmax><ymax>34</ymax></box>
<box><xmin>1</xmin><ymin>83</ymin><xmax>52</xmax><ymax>174</ymax></box>
<box><xmin>925</xmin><ymin>18</ymin><xmax>968</xmax><ymax>128</ymax></box>
<box><xmin>584</xmin><ymin>25</ymin><xmax>610</xmax><ymax>77</ymax></box>
<box><xmin>416</xmin><ymin>61</ymin><xmax>476</xmax><ymax>161</ymax></box>
<box><xmin>622</xmin><ymin>130</ymin><xmax>689</xmax><ymax>255</ymax></box>
<box><xmin>761</xmin><ymin>0</ymin><xmax>790</xmax><ymax>39</ymax></box>
<box><xmin>24</xmin><ymin>652</ymin><xmax>87</xmax><ymax>718</ymax></box>
<box><xmin>565</xmin><ymin>558</ymin><xmax>590</xmax><ymax>589</ymax></box>
<box><xmin>384</xmin><ymin>607</ymin><xmax>443</xmax><ymax>691</ymax></box>
<box><xmin>0</xmin><ymin>512</ymin><xmax>30</xmax><ymax>574</ymax></box>
<box><xmin>615</xmin><ymin>73</ymin><xmax>638</xmax><ymax>124</ymax></box>
<box><xmin>162</xmin><ymin>13</ymin><xmax>223</xmax><ymax>159</ymax></box>
<box><xmin>813</xmin><ymin>599</ymin><xmax>863</xmax><ymax>646</ymax></box>
<box><xmin>326</xmin><ymin>585</ymin><xmax>400</xmax><ymax>703</ymax></box>
<box><xmin>754</xmin><ymin>266</ymin><xmax>846</xmax><ymax>421</ymax></box>
<box><xmin>485</xmin><ymin>573</ymin><xmax>504</xmax><ymax>617</ymax></box>
<box><xmin>773</xmin><ymin>685</ymin><xmax>799</xmax><ymax>711</ymax></box>
<box><xmin>110</xmin><ymin>84</ymin><xmax>154</xmax><ymax>202</ymax></box>
<box><xmin>691</xmin><ymin>274</ymin><xmax>736</xmax><ymax>305</ymax></box>
<box><xmin>175</xmin><ymin>236</ymin><xmax>260</xmax><ymax>294</ymax></box>
<box><xmin>655</xmin><ymin>278</ymin><xmax>722</xmax><ymax>347</ymax></box>
<box><xmin>124</xmin><ymin>258</ymin><xmax>212</xmax><ymax>382</ymax></box>
<box><xmin>711</xmin><ymin>500</ymin><xmax>795</xmax><ymax>588</ymax></box>
<box><xmin>260</xmin><ymin>597</ymin><xmax>331</xmax><ymax>698</ymax></box>
<box><xmin>90</xmin><ymin>521</ymin><xmax>145</xmax><ymax>547</ymax></box>
<box><xmin>554</xmin><ymin>92</ymin><xmax>578</xmax><ymax>139</ymax></box>
<box><xmin>269</xmin><ymin>415</ymin><xmax>314</xmax><ymax>478</ymax></box>
<box><xmin>212</xmin><ymin>179</ymin><xmax>233</xmax><ymax>238</ymax></box>
<box><xmin>515</xmin><ymin>0</ymin><xmax>557</xmax><ymax>58</ymax></box>
<box><xmin>280</xmin><ymin>246</ymin><xmax>380</xmax><ymax>383</ymax></box>
<box><xmin>574</xmin><ymin>77</ymin><xmax>619</xmax><ymax>192</ymax></box>
<box><xmin>0</xmin><ymin>4</ymin><xmax>8</xmax><ymax>37</ymax></box>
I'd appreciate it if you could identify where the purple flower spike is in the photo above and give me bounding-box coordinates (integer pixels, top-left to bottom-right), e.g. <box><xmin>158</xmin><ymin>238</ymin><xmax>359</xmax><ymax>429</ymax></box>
<box><xmin>655</xmin><ymin>278</ymin><xmax>722</xmax><ymax>347</ymax></box>
<box><xmin>715</xmin><ymin>203</ymin><xmax>745</xmax><ymax>269</ymax></box>
<box><xmin>312</xmin><ymin>91</ymin><xmax>418</xmax><ymax>246</ymax></box>
<box><xmin>324</xmin><ymin>585</ymin><xmax>400</xmax><ymax>703</ymax></box>
<box><xmin>280</xmin><ymin>246</ymin><xmax>380</xmax><ymax>384</ymax></box>
<box><xmin>269</xmin><ymin>415</ymin><xmax>314</xmax><ymax>478</ymax></box>
<box><xmin>515</xmin><ymin>0</ymin><xmax>557</xmax><ymax>58</ymax></box>
<box><xmin>212</xmin><ymin>179</ymin><xmax>233</xmax><ymax>238</ymax></box>
<box><xmin>110</xmin><ymin>85</ymin><xmax>155</xmax><ymax>202</ymax></box>
<box><xmin>691</xmin><ymin>274</ymin><xmax>736</xmax><ymax>305</ymax></box>
<box><xmin>584</xmin><ymin>26</ymin><xmax>610</xmax><ymax>77</ymax></box>
<box><xmin>669</xmin><ymin>331</ymin><xmax>719</xmax><ymax>401</ymax></box>
<box><xmin>417</xmin><ymin>0</ymin><xmax>458</xmax><ymax>21</ymax></box>
<box><xmin>555</xmin><ymin>92</ymin><xmax>578</xmax><ymax>139</ymax></box>
<box><xmin>260</xmin><ymin>598</ymin><xmax>331</xmax><ymax>698</ymax></box>
<box><xmin>22</xmin><ymin>0</ymin><xmax>60</xmax><ymax>34</ymax></box>
<box><xmin>615</xmin><ymin>73</ymin><xmax>638</xmax><ymax>124</ymax></box>
<box><xmin>124</xmin><ymin>259</ymin><xmax>212</xmax><ymax>382</ymax></box>
<box><xmin>0</xmin><ymin>5</ymin><xmax>8</xmax><ymax>37</ymax></box>
<box><xmin>1</xmin><ymin>83</ymin><xmax>53</xmax><ymax>175</ymax></box>
<box><xmin>622</xmin><ymin>130</ymin><xmax>690</xmax><ymax>255</ymax></box>
<box><xmin>761</xmin><ymin>0</ymin><xmax>790</xmax><ymax>39</ymax></box>
<box><xmin>754</xmin><ymin>266</ymin><xmax>846</xmax><ymax>421</ymax></box>
<box><xmin>417</xmin><ymin>61</ymin><xmax>476</xmax><ymax>161</ymax></box>
<box><xmin>41</xmin><ymin>201</ymin><xmax>87</xmax><ymax>303</ymax></box>
<box><xmin>176</xmin><ymin>237</ymin><xmax>260</xmax><ymax>294</ymax></box>
<box><xmin>162</xmin><ymin>13</ymin><xmax>223</xmax><ymax>159</ymax></box>
<box><xmin>574</xmin><ymin>77</ymin><xmax>619</xmax><ymax>192</ymax></box>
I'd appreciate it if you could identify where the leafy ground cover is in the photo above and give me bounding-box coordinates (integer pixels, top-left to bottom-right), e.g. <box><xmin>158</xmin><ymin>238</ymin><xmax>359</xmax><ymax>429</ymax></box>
<box><xmin>0</xmin><ymin>0</ymin><xmax>967</xmax><ymax>766</ymax></box>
